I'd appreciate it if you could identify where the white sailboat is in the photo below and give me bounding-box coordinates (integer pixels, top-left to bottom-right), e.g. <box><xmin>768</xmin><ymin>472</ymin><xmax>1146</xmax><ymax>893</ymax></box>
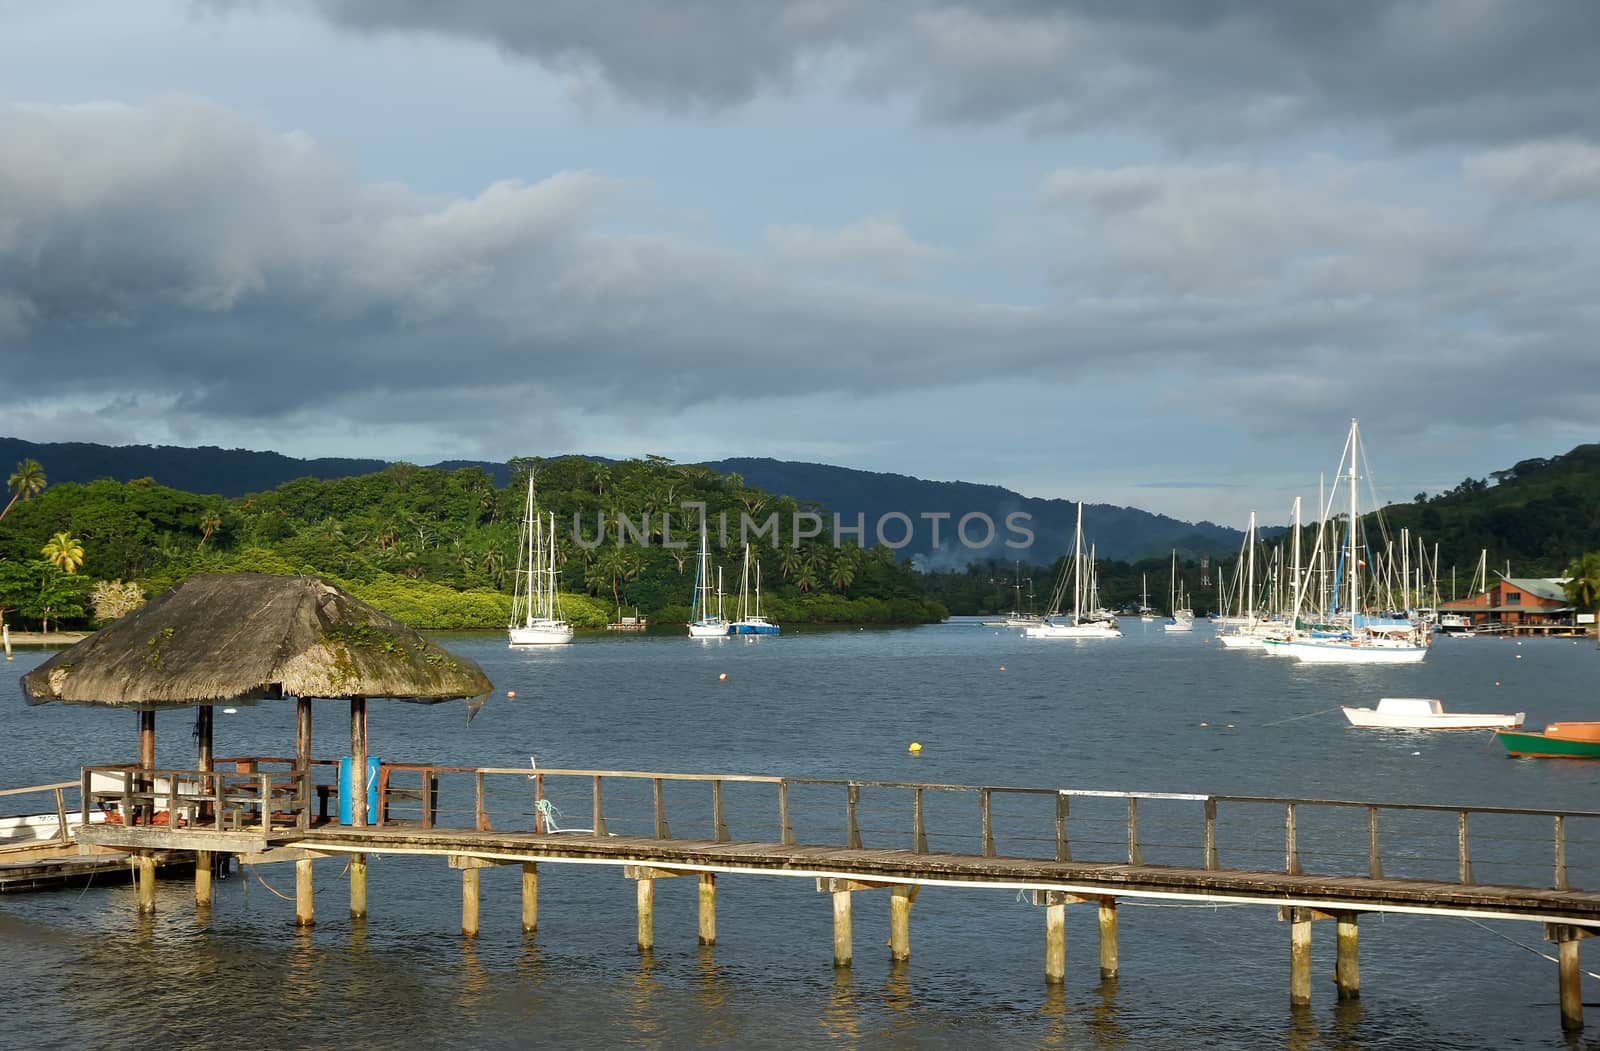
<box><xmin>1139</xmin><ymin>574</ymin><xmax>1156</xmax><ymax>620</ymax></box>
<box><xmin>687</xmin><ymin>520</ymin><xmax>730</xmax><ymax>638</ymax></box>
<box><xmin>1024</xmin><ymin>503</ymin><xmax>1121</xmax><ymax>639</ymax></box>
<box><xmin>1283</xmin><ymin>419</ymin><xmax>1427</xmax><ymax>665</ymax></box>
<box><xmin>1164</xmin><ymin>550</ymin><xmax>1194</xmax><ymax>632</ymax></box>
<box><xmin>731</xmin><ymin>544</ymin><xmax>779</xmax><ymax>635</ymax></box>
<box><xmin>508</xmin><ymin>478</ymin><xmax>573</xmax><ymax>645</ymax></box>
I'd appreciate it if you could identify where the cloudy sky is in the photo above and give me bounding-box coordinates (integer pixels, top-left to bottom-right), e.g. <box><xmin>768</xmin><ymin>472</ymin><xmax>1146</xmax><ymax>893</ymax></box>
<box><xmin>2</xmin><ymin>1</ymin><xmax>1597</xmax><ymax>525</ymax></box>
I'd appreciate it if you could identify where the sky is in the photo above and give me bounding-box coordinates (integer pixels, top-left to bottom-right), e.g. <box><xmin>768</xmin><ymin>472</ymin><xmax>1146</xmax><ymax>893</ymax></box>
<box><xmin>2</xmin><ymin>1</ymin><xmax>1597</xmax><ymax>527</ymax></box>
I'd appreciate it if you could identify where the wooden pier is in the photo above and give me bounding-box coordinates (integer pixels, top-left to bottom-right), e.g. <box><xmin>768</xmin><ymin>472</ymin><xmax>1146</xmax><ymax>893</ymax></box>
<box><xmin>42</xmin><ymin>762</ymin><xmax>1600</xmax><ymax>1032</ymax></box>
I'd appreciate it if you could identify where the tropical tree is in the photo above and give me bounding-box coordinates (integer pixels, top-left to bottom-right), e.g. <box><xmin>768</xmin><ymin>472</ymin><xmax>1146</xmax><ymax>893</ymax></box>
<box><xmin>1563</xmin><ymin>551</ymin><xmax>1600</xmax><ymax>649</ymax></box>
<box><xmin>41</xmin><ymin>531</ymin><xmax>85</xmax><ymax>574</ymax></box>
<box><xmin>0</xmin><ymin>459</ymin><xmax>46</xmax><ymax>523</ymax></box>
<box><xmin>90</xmin><ymin>579</ymin><xmax>146</xmax><ymax>623</ymax></box>
<box><xmin>198</xmin><ymin>510</ymin><xmax>222</xmax><ymax>549</ymax></box>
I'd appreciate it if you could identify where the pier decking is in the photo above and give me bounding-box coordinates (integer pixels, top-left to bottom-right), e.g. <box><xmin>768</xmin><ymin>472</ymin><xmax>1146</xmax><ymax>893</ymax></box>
<box><xmin>35</xmin><ymin>760</ymin><xmax>1600</xmax><ymax>1031</ymax></box>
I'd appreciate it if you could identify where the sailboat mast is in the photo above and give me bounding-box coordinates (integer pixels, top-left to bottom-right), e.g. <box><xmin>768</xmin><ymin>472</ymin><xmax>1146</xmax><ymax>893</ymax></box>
<box><xmin>1348</xmin><ymin>419</ymin><xmax>1360</xmax><ymax>620</ymax></box>
<box><xmin>1072</xmin><ymin>503</ymin><xmax>1084</xmax><ymax>620</ymax></box>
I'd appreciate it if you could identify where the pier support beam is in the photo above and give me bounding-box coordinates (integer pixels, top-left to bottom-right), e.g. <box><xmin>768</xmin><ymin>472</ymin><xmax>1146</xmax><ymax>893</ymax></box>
<box><xmin>698</xmin><ymin>873</ymin><xmax>717</xmax><ymax>946</ymax></box>
<box><xmin>636</xmin><ymin>878</ymin><xmax>654</xmax><ymax>952</ymax></box>
<box><xmin>1045</xmin><ymin>902</ymin><xmax>1066</xmax><ymax>985</ymax></box>
<box><xmin>1335</xmin><ymin>912</ymin><xmax>1359</xmax><ymax>1000</ymax></box>
<box><xmin>295</xmin><ymin>858</ymin><xmax>314</xmax><ymax>927</ymax></box>
<box><xmin>889</xmin><ymin>885</ymin><xmax>914</xmax><ymax>962</ymax></box>
<box><xmin>1546</xmin><ymin>924</ymin><xmax>1594</xmax><ymax>1032</ymax></box>
<box><xmin>135</xmin><ymin>853</ymin><xmax>156</xmax><ymax>913</ymax></box>
<box><xmin>1287</xmin><ymin>907</ymin><xmax>1312</xmax><ymax>1005</ymax></box>
<box><xmin>349</xmin><ymin>855</ymin><xmax>367</xmax><ymax>919</ymax></box>
<box><xmin>832</xmin><ymin>890</ymin><xmax>852</xmax><ymax>968</ymax></box>
<box><xmin>521</xmin><ymin>863</ymin><xmax>538</xmax><ymax>934</ymax></box>
<box><xmin>461</xmin><ymin>868</ymin><xmax>480</xmax><ymax>938</ymax></box>
<box><xmin>194</xmin><ymin>851</ymin><xmax>212</xmax><ymax>906</ymax></box>
<box><xmin>1099</xmin><ymin>898</ymin><xmax>1119</xmax><ymax>979</ymax></box>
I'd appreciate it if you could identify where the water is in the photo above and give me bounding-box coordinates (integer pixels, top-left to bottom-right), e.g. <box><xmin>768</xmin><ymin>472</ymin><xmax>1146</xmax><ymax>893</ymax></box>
<box><xmin>5</xmin><ymin>621</ymin><xmax>1599</xmax><ymax>1049</ymax></box>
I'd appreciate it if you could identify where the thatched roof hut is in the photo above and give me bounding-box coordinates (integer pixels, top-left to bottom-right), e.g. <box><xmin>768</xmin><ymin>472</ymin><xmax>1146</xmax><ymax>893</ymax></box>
<box><xmin>20</xmin><ymin>573</ymin><xmax>492</xmax><ymax>829</ymax></box>
<box><xmin>21</xmin><ymin>573</ymin><xmax>491</xmax><ymax>709</ymax></box>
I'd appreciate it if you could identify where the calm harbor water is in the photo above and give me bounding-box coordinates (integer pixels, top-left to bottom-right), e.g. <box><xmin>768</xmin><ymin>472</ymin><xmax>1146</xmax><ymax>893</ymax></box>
<box><xmin>5</xmin><ymin>619</ymin><xmax>1600</xmax><ymax>1049</ymax></box>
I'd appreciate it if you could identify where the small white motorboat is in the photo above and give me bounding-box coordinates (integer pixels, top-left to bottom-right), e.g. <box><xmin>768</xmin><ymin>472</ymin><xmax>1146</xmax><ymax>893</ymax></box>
<box><xmin>1341</xmin><ymin>697</ymin><xmax>1524</xmax><ymax>730</ymax></box>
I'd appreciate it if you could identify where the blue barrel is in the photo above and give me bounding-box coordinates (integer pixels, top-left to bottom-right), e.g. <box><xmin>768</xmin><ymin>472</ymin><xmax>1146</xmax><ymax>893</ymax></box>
<box><xmin>338</xmin><ymin>755</ymin><xmax>381</xmax><ymax>825</ymax></box>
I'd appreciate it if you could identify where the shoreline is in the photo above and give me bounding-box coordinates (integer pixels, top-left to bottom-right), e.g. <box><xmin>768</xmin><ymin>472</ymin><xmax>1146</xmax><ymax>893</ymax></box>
<box><xmin>3</xmin><ymin>631</ymin><xmax>90</xmax><ymax>648</ymax></box>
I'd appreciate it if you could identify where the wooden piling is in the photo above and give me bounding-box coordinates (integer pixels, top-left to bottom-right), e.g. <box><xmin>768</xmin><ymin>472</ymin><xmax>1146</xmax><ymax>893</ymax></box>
<box><xmin>1559</xmin><ymin>938</ymin><xmax>1582</xmax><ymax>1032</ymax></box>
<box><xmin>295</xmin><ymin>857</ymin><xmax>314</xmax><ymax>927</ymax></box>
<box><xmin>1289</xmin><ymin>908</ymin><xmax>1312</xmax><ymax>1005</ymax></box>
<box><xmin>1335</xmin><ymin>912</ymin><xmax>1359</xmax><ymax>1000</ymax></box>
<box><xmin>350</xmin><ymin>854</ymin><xmax>368</xmax><ymax>918</ymax></box>
<box><xmin>135</xmin><ymin>853</ymin><xmax>156</xmax><ymax>913</ymax></box>
<box><xmin>1098</xmin><ymin>898</ymin><xmax>1119</xmax><ymax>979</ymax></box>
<box><xmin>637</xmin><ymin>877</ymin><xmax>654</xmax><ymax>952</ymax></box>
<box><xmin>521</xmin><ymin>862</ymin><xmax>538</xmax><ymax>933</ymax></box>
<box><xmin>698</xmin><ymin>873</ymin><xmax>717</xmax><ymax>946</ymax></box>
<box><xmin>889</xmin><ymin>885</ymin><xmax>913</xmax><ymax>962</ymax></box>
<box><xmin>194</xmin><ymin>850</ymin><xmax>212</xmax><ymax>906</ymax></box>
<box><xmin>1547</xmin><ymin>924</ymin><xmax>1591</xmax><ymax>1032</ymax></box>
<box><xmin>1044</xmin><ymin>902</ymin><xmax>1066</xmax><ymax>985</ymax></box>
<box><xmin>461</xmin><ymin>868</ymin><xmax>480</xmax><ymax>937</ymax></box>
<box><xmin>832</xmin><ymin>890</ymin><xmax>852</xmax><ymax>968</ymax></box>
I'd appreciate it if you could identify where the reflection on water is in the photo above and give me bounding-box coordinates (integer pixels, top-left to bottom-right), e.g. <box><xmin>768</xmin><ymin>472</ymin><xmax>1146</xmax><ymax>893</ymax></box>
<box><xmin>820</xmin><ymin>969</ymin><xmax>861</xmax><ymax>1045</ymax></box>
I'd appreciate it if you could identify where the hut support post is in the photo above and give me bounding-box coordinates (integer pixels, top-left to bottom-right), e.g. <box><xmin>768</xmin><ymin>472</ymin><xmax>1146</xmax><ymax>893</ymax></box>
<box><xmin>889</xmin><ymin>885</ymin><xmax>913</xmax><ymax>962</ymax></box>
<box><xmin>1335</xmin><ymin>912</ymin><xmax>1360</xmax><ymax>1000</ymax></box>
<box><xmin>135</xmin><ymin>853</ymin><xmax>156</xmax><ymax>913</ymax></box>
<box><xmin>521</xmin><ymin>863</ymin><xmax>538</xmax><ymax>934</ymax></box>
<box><xmin>1288</xmin><ymin>907</ymin><xmax>1312</xmax><ymax>1005</ymax></box>
<box><xmin>832</xmin><ymin>890</ymin><xmax>852</xmax><ymax>968</ymax></box>
<box><xmin>350</xmin><ymin>855</ymin><xmax>367</xmax><ymax>919</ymax></box>
<box><xmin>295</xmin><ymin>697</ymin><xmax>312</xmax><ymax>832</ymax></box>
<box><xmin>1045</xmin><ymin>902</ymin><xmax>1066</xmax><ymax>985</ymax></box>
<box><xmin>636</xmin><ymin>877</ymin><xmax>654</xmax><ymax>952</ymax></box>
<box><xmin>1099</xmin><ymin>898</ymin><xmax>1119</xmax><ymax>979</ymax></box>
<box><xmin>138</xmin><ymin>710</ymin><xmax>155</xmax><ymax>825</ymax></box>
<box><xmin>461</xmin><ymin>868</ymin><xmax>480</xmax><ymax>938</ymax></box>
<box><xmin>350</xmin><ymin>696</ymin><xmax>368</xmax><ymax>828</ymax></box>
<box><xmin>295</xmin><ymin>858</ymin><xmax>314</xmax><ymax>927</ymax></box>
<box><xmin>698</xmin><ymin>873</ymin><xmax>717</xmax><ymax>946</ymax></box>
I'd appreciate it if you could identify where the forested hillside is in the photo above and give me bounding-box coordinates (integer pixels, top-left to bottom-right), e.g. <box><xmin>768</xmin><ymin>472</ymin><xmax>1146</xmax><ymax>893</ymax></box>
<box><xmin>0</xmin><ymin>456</ymin><xmax>946</xmax><ymax>631</ymax></box>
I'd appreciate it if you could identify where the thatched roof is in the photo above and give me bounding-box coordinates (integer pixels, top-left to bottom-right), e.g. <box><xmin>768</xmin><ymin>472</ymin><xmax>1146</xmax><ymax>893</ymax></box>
<box><xmin>21</xmin><ymin>573</ymin><xmax>493</xmax><ymax>710</ymax></box>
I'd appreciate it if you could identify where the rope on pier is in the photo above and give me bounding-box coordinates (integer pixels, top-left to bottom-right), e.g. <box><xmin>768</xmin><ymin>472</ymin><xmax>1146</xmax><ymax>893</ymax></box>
<box><xmin>248</xmin><ymin>858</ymin><xmax>353</xmax><ymax>903</ymax></box>
<box><xmin>1466</xmin><ymin>918</ymin><xmax>1600</xmax><ymax>982</ymax></box>
<box><xmin>1013</xmin><ymin>889</ymin><xmax>1247</xmax><ymax>910</ymax></box>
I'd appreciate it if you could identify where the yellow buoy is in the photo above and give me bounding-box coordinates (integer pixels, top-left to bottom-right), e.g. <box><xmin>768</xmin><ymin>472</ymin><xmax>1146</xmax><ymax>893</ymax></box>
<box><xmin>908</xmin><ymin>742</ymin><xmax>922</xmax><ymax>754</ymax></box>
<box><xmin>999</xmin><ymin>665</ymin><xmax>1007</xmax><ymax>672</ymax></box>
<box><xmin>506</xmin><ymin>690</ymin><xmax>517</xmax><ymax>698</ymax></box>
<box><xmin>1199</xmin><ymin>722</ymin><xmax>1208</xmax><ymax>727</ymax></box>
<box><xmin>718</xmin><ymin>672</ymin><xmax>727</xmax><ymax>681</ymax></box>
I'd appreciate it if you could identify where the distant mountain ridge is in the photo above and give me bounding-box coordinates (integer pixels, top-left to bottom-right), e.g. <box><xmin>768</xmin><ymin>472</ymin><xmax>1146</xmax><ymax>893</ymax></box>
<box><xmin>0</xmin><ymin>437</ymin><xmax>1240</xmax><ymax>563</ymax></box>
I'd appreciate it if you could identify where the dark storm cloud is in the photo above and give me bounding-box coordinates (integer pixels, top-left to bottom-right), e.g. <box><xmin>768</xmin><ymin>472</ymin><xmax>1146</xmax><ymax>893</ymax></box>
<box><xmin>245</xmin><ymin>0</ymin><xmax>1600</xmax><ymax>144</ymax></box>
<box><xmin>3</xmin><ymin>98</ymin><xmax>1597</xmax><ymax>460</ymax></box>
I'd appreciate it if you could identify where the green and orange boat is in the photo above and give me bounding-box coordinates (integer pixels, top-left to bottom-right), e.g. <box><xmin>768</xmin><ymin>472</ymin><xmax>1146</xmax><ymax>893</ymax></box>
<box><xmin>1497</xmin><ymin>722</ymin><xmax>1600</xmax><ymax>759</ymax></box>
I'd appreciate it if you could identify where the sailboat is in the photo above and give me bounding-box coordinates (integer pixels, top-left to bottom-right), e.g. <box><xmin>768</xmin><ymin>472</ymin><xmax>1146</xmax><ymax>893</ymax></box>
<box><xmin>687</xmin><ymin>520</ymin><xmax>731</xmax><ymax>638</ymax></box>
<box><xmin>1139</xmin><ymin>574</ymin><xmax>1157</xmax><ymax>620</ymax></box>
<box><xmin>508</xmin><ymin>479</ymin><xmax>573</xmax><ymax>645</ymax></box>
<box><xmin>1024</xmin><ymin>503</ymin><xmax>1121</xmax><ymax>639</ymax></box>
<box><xmin>1164</xmin><ymin>550</ymin><xmax>1194</xmax><ymax>632</ymax></box>
<box><xmin>1282</xmin><ymin>419</ymin><xmax>1427</xmax><ymax>664</ymax></box>
<box><xmin>731</xmin><ymin>544</ymin><xmax>780</xmax><ymax>635</ymax></box>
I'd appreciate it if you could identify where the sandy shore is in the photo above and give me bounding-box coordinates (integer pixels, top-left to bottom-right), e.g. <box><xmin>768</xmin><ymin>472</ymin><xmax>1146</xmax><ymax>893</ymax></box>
<box><xmin>3</xmin><ymin>630</ymin><xmax>90</xmax><ymax>649</ymax></box>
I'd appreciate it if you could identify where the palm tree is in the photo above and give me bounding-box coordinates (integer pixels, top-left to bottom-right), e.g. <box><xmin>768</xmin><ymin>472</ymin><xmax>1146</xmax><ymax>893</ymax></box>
<box><xmin>0</xmin><ymin>459</ymin><xmax>46</xmax><ymax>523</ymax></box>
<box><xmin>41</xmin><ymin>531</ymin><xmax>85</xmax><ymax>574</ymax></box>
<box><xmin>1563</xmin><ymin>551</ymin><xmax>1600</xmax><ymax>649</ymax></box>
<box><xmin>830</xmin><ymin>546</ymin><xmax>860</xmax><ymax>594</ymax></box>
<box><xmin>198</xmin><ymin>510</ymin><xmax>222</xmax><ymax>549</ymax></box>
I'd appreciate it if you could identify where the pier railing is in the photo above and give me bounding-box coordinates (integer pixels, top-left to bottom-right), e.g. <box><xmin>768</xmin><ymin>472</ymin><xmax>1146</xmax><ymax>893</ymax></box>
<box><xmin>77</xmin><ymin>760</ymin><xmax>1600</xmax><ymax>893</ymax></box>
<box><xmin>0</xmin><ymin>780</ymin><xmax>82</xmax><ymax>848</ymax></box>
